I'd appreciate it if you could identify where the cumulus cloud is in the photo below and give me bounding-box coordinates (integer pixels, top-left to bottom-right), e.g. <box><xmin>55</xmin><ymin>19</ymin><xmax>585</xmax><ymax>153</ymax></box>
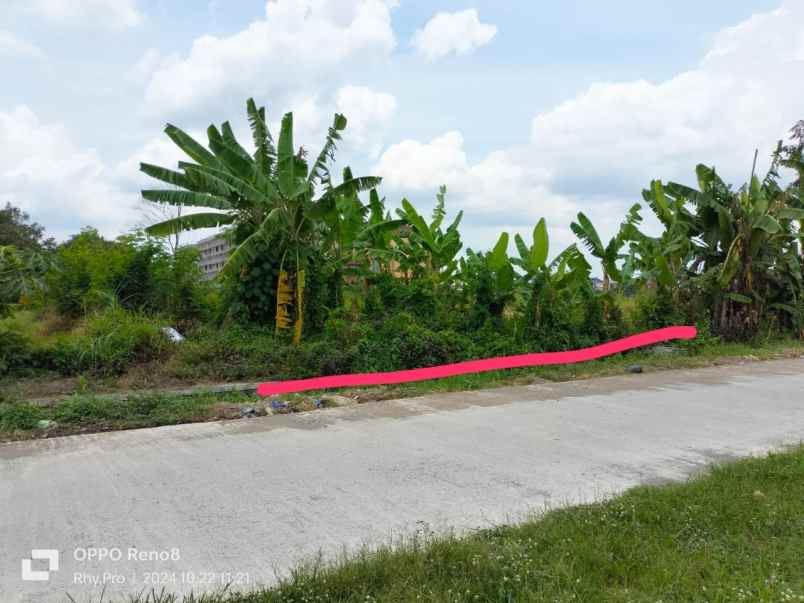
<box><xmin>530</xmin><ymin>1</ymin><xmax>803</xmax><ymax>197</ymax></box>
<box><xmin>375</xmin><ymin>131</ymin><xmax>470</xmax><ymax>190</ymax></box>
<box><xmin>0</xmin><ymin>105</ymin><xmax>232</xmax><ymax>242</ymax></box>
<box><xmin>379</xmin><ymin>0</ymin><xmax>804</xmax><ymax>254</ymax></box>
<box><xmin>9</xmin><ymin>0</ymin><xmax>144</xmax><ymax>29</ymax></box>
<box><xmin>412</xmin><ymin>9</ymin><xmax>497</xmax><ymax>62</ymax></box>
<box><xmin>0</xmin><ymin>31</ymin><xmax>45</xmax><ymax>59</ymax></box>
<box><xmin>0</xmin><ymin>106</ymin><xmax>139</xmax><ymax>240</ymax></box>
<box><xmin>143</xmin><ymin>0</ymin><xmax>397</xmax><ymax>116</ymax></box>
<box><xmin>374</xmin><ymin>132</ymin><xmax>586</xmax><ymax>253</ymax></box>
<box><xmin>335</xmin><ymin>85</ymin><xmax>397</xmax><ymax>156</ymax></box>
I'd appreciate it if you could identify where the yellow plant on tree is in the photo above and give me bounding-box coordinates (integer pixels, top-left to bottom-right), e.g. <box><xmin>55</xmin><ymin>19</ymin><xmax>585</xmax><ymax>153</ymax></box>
<box><xmin>275</xmin><ymin>269</ymin><xmax>305</xmax><ymax>345</ymax></box>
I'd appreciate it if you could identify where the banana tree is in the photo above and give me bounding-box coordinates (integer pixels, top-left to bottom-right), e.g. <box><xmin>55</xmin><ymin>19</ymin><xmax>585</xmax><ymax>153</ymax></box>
<box><xmin>570</xmin><ymin>210</ymin><xmax>637</xmax><ymax>291</ymax></box>
<box><xmin>358</xmin><ymin>189</ymin><xmax>405</xmax><ymax>273</ymax></box>
<box><xmin>460</xmin><ymin>232</ymin><xmax>516</xmax><ymax>319</ymax></box>
<box><xmin>513</xmin><ymin>220</ymin><xmax>593</xmax><ymax>290</ymax></box>
<box><xmin>512</xmin><ymin>218</ymin><xmax>549</xmax><ymax>283</ymax></box>
<box><xmin>776</xmin><ymin>122</ymin><xmax>804</xmax><ymax>259</ymax></box>
<box><xmin>142</xmin><ymin>98</ymin><xmax>380</xmax><ymax>343</ymax></box>
<box><xmin>394</xmin><ymin>186</ymin><xmax>463</xmax><ymax>284</ymax></box>
<box><xmin>512</xmin><ymin>219</ymin><xmax>594</xmax><ymax>329</ymax></box>
<box><xmin>318</xmin><ymin>167</ymin><xmax>403</xmax><ymax>307</ymax></box>
<box><xmin>714</xmin><ymin>170</ymin><xmax>804</xmax><ymax>339</ymax></box>
<box><xmin>624</xmin><ymin>182</ymin><xmax>699</xmax><ymax>292</ymax></box>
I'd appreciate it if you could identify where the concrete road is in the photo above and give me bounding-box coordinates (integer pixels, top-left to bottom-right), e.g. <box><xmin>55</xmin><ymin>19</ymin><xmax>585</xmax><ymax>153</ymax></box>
<box><xmin>2</xmin><ymin>359</ymin><xmax>804</xmax><ymax>602</ymax></box>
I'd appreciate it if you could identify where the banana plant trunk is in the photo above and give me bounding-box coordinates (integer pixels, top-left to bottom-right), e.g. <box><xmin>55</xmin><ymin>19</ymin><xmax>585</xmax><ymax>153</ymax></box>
<box><xmin>276</xmin><ymin>269</ymin><xmax>305</xmax><ymax>345</ymax></box>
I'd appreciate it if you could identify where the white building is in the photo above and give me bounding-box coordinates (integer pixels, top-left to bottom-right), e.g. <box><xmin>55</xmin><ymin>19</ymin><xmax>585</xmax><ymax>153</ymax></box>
<box><xmin>194</xmin><ymin>235</ymin><xmax>232</xmax><ymax>280</ymax></box>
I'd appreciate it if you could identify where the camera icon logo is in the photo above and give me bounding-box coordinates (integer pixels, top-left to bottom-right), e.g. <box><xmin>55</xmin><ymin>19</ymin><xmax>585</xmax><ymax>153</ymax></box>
<box><xmin>21</xmin><ymin>549</ymin><xmax>59</xmax><ymax>582</ymax></box>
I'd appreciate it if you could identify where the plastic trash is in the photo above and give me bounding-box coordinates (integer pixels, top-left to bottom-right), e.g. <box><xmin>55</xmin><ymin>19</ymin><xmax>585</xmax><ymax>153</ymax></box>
<box><xmin>162</xmin><ymin>327</ymin><xmax>185</xmax><ymax>343</ymax></box>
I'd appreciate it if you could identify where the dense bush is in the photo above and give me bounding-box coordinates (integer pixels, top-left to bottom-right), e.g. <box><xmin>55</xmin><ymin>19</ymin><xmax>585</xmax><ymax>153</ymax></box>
<box><xmin>0</xmin><ymin>326</ymin><xmax>34</xmax><ymax>377</ymax></box>
<box><xmin>632</xmin><ymin>289</ymin><xmax>683</xmax><ymax>330</ymax></box>
<box><xmin>352</xmin><ymin>313</ymin><xmax>476</xmax><ymax>372</ymax></box>
<box><xmin>39</xmin><ymin>307</ymin><xmax>172</xmax><ymax>376</ymax></box>
<box><xmin>45</xmin><ymin>229</ymin><xmax>213</xmax><ymax>324</ymax></box>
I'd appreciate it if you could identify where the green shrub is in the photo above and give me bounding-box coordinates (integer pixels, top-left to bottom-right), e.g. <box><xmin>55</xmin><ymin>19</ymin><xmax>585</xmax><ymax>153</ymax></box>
<box><xmin>0</xmin><ymin>402</ymin><xmax>43</xmax><ymax>431</ymax></box>
<box><xmin>353</xmin><ymin>313</ymin><xmax>475</xmax><ymax>372</ymax></box>
<box><xmin>40</xmin><ymin>308</ymin><xmax>171</xmax><ymax>376</ymax></box>
<box><xmin>580</xmin><ymin>292</ymin><xmax>627</xmax><ymax>344</ymax></box>
<box><xmin>0</xmin><ymin>326</ymin><xmax>34</xmax><ymax>376</ymax></box>
<box><xmin>296</xmin><ymin>339</ymin><xmax>357</xmax><ymax>377</ymax></box>
<box><xmin>170</xmin><ymin>324</ymin><xmax>286</xmax><ymax>381</ymax></box>
<box><xmin>676</xmin><ymin>314</ymin><xmax>721</xmax><ymax>354</ymax></box>
<box><xmin>322</xmin><ymin>309</ymin><xmax>370</xmax><ymax>346</ymax></box>
<box><xmin>632</xmin><ymin>288</ymin><xmax>687</xmax><ymax>330</ymax></box>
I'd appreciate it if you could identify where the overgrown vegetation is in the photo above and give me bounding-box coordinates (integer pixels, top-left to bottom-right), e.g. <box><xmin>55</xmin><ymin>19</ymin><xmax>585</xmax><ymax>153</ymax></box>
<box><xmin>70</xmin><ymin>446</ymin><xmax>804</xmax><ymax>602</ymax></box>
<box><xmin>0</xmin><ymin>390</ymin><xmax>258</xmax><ymax>440</ymax></box>
<box><xmin>1</xmin><ymin>105</ymin><xmax>803</xmax><ymax>391</ymax></box>
<box><xmin>3</xmin><ymin>338</ymin><xmax>803</xmax><ymax>442</ymax></box>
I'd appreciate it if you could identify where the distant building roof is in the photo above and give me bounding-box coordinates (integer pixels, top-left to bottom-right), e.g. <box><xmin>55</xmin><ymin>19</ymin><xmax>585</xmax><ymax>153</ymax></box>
<box><xmin>193</xmin><ymin>233</ymin><xmax>229</xmax><ymax>246</ymax></box>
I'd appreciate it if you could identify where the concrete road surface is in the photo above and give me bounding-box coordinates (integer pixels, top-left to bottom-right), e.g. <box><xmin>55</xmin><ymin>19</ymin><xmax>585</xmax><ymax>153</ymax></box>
<box><xmin>2</xmin><ymin>358</ymin><xmax>804</xmax><ymax>602</ymax></box>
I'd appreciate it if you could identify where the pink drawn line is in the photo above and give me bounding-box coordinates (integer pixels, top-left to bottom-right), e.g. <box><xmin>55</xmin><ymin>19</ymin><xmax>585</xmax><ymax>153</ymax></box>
<box><xmin>257</xmin><ymin>326</ymin><xmax>697</xmax><ymax>396</ymax></box>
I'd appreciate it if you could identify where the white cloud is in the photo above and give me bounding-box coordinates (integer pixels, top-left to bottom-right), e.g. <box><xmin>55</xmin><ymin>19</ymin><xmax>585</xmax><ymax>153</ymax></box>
<box><xmin>375</xmin><ymin>132</ymin><xmax>554</xmax><ymax>216</ymax></box>
<box><xmin>129</xmin><ymin>48</ymin><xmax>163</xmax><ymax>85</ymax></box>
<box><xmin>375</xmin><ymin>131</ymin><xmax>469</xmax><ymax>190</ymax></box>
<box><xmin>412</xmin><ymin>9</ymin><xmax>497</xmax><ymax>62</ymax></box>
<box><xmin>114</xmin><ymin>133</ymin><xmax>193</xmax><ymax>190</ymax></box>
<box><xmin>0</xmin><ymin>107</ymin><xmax>227</xmax><ymax>242</ymax></box>
<box><xmin>9</xmin><ymin>0</ymin><xmax>144</xmax><ymax>29</ymax></box>
<box><xmin>374</xmin><ymin>132</ymin><xmax>582</xmax><ymax>253</ymax></box>
<box><xmin>377</xmin><ymin>1</ymin><xmax>804</xmax><ymax>255</ymax></box>
<box><xmin>0</xmin><ymin>106</ymin><xmax>138</xmax><ymax>240</ymax></box>
<box><xmin>0</xmin><ymin>31</ymin><xmax>45</xmax><ymax>59</ymax></box>
<box><xmin>143</xmin><ymin>0</ymin><xmax>397</xmax><ymax>116</ymax></box>
<box><xmin>335</xmin><ymin>85</ymin><xmax>397</xmax><ymax>156</ymax></box>
<box><xmin>530</xmin><ymin>1</ymin><xmax>804</xmax><ymax>196</ymax></box>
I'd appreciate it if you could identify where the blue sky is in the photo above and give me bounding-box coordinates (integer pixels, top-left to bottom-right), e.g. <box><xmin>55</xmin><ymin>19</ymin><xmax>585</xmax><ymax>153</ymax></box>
<box><xmin>0</xmin><ymin>0</ymin><xmax>800</xmax><ymax>255</ymax></box>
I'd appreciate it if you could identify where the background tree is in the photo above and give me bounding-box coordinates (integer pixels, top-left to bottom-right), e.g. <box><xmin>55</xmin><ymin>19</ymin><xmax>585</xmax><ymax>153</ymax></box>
<box><xmin>0</xmin><ymin>203</ymin><xmax>54</xmax><ymax>251</ymax></box>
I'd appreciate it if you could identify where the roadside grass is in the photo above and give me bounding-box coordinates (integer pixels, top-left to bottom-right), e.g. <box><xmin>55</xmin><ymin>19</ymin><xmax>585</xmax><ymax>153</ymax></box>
<box><xmin>87</xmin><ymin>446</ymin><xmax>804</xmax><ymax>602</ymax></box>
<box><xmin>0</xmin><ymin>391</ymin><xmax>259</xmax><ymax>441</ymax></box>
<box><xmin>331</xmin><ymin>337</ymin><xmax>804</xmax><ymax>402</ymax></box>
<box><xmin>0</xmin><ymin>308</ymin><xmax>74</xmax><ymax>346</ymax></box>
<box><xmin>2</xmin><ymin>338</ymin><xmax>804</xmax><ymax>442</ymax></box>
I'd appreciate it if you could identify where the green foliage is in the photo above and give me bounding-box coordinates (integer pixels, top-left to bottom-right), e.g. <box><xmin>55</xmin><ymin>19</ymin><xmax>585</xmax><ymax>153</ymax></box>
<box><xmin>632</xmin><ymin>288</ymin><xmax>685</xmax><ymax>330</ymax></box>
<box><xmin>353</xmin><ymin>313</ymin><xmax>475</xmax><ymax>372</ymax></box>
<box><xmin>0</xmin><ymin>326</ymin><xmax>34</xmax><ymax>376</ymax></box>
<box><xmin>0</xmin><ymin>202</ymin><xmax>54</xmax><ymax>251</ymax></box>
<box><xmin>10</xmin><ymin>104</ymin><xmax>804</xmax><ymax>380</ymax></box>
<box><xmin>1</xmin><ymin>245</ymin><xmax>54</xmax><ymax>315</ymax></box>
<box><xmin>47</xmin><ymin>228</ymin><xmax>132</xmax><ymax>317</ymax></box>
<box><xmin>142</xmin><ymin>99</ymin><xmax>382</xmax><ymax>343</ymax></box>
<box><xmin>620</xmin><ymin>134</ymin><xmax>804</xmax><ymax>341</ymax></box>
<box><xmin>0</xmin><ymin>390</ymin><xmax>257</xmax><ymax>437</ymax></box>
<box><xmin>45</xmin><ymin>229</ymin><xmax>212</xmax><ymax>323</ymax></box>
<box><xmin>41</xmin><ymin>307</ymin><xmax>172</xmax><ymax>376</ymax></box>
<box><xmin>0</xmin><ymin>401</ymin><xmax>43</xmax><ymax>431</ymax></box>
<box><xmin>393</xmin><ymin>187</ymin><xmax>463</xmax><ymax>284</ymax></box>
